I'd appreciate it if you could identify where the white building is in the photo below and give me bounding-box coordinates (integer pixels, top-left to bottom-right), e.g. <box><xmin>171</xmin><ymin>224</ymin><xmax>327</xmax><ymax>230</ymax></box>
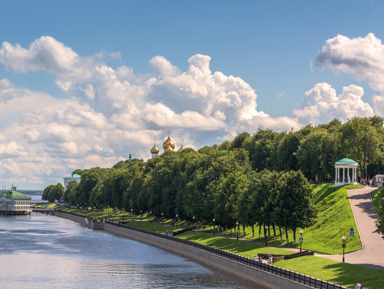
<box><xmin>0</xmin><ymin>186</ymin><xmax>32</xmax><ymax>215</ymax></box>
<box><xmin>334</xmin><ymin>158</ymin><xmax>358</xmax><ymax>187</ymax></box>
<box><xmin>64</xmin><ymin>174</ymin><xmax>81</xmax><ymax>191</ymax></box>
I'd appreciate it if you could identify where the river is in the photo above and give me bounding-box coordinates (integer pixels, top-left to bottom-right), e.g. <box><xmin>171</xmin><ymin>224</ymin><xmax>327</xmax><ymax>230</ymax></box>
<box><xmin>0</xmin><ymin>203</ymin><xmax>254</xmax><ymax>288</ymax></box>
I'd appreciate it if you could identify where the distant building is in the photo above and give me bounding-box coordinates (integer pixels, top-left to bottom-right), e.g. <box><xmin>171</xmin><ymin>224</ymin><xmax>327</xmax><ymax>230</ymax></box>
<box><xmin>125</xmin><ymin>152</ymin><xmax>133</xmax><ymax>163</ymax></box>
<box><xmin>0</xmin><ymin>186</ymin><xmax>32</xmax><ymax>215</ymax></box>
<box><xmin>151</xmin><ymin>144</ymin><xmax>160</xmax><ymax>158</ymax></box>
<box><xmin>64</xmin><ymin>174</ymin><xmax>81</xmax><ymax>191</ymax></box>
<box><xmin>334</xmin><ymin>158</ymin><xmax>358</xmax><ymax>186</ymax></box>
<box><xmin>150</xmin><ymin>133</ymin><xmax>184</xmax><ymax>158</ymax></box>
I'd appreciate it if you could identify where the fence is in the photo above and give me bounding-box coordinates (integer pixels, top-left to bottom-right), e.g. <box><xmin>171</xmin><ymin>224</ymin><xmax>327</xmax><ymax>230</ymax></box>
<box><xmin>53</xmin><ymin>210</ymin><xmax>348</xmax><ymax>289</ymax></box>
<box><xmin>107</xmin><ymin>220</ymin><xmax>348</xmax><ymax>289</ymax></box>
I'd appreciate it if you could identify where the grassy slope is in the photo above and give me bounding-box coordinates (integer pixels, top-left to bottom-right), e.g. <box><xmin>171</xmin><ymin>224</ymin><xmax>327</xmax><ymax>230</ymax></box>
<box><xmin>277</xmin><ymin>256</ymin><xmax>384</xmax><ymax>289</ymax></box>
<box><xmin>54</xmin><ymin>206</ymin><xmax>384</xmax><ymax>288</ymax></box>
<box><xmin>371</xmin><ymin>186</ymin><xmax>384</xmax><ymax>209</ymax></box>
<box><xmin>299</xmin><ymin>184</ymin><xmax>363</xmax><ymax>253</ymax></box>
<box><xmin>176</xmin><ymin>231</ymin><xmax>292</xmax><ymax>257</ymax></box>
<box><xmin>205</xmin><ymin>184</ymin><xmax>362</xmax><ymax>254</ymax></box>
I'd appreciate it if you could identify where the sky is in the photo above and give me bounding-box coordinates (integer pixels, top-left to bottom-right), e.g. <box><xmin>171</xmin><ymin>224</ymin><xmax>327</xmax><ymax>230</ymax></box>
<box><xmin>1</xmin><ymin>0</ymin><xmax>384</xmax><ymax>190</ymax></box>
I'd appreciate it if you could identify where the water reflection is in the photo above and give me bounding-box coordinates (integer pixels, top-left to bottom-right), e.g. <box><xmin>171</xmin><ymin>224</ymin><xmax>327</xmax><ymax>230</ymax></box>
<box><xmin>0</xmin><ymin>213</ymin><xmax>252</xmax><ymax>288</ymax></box>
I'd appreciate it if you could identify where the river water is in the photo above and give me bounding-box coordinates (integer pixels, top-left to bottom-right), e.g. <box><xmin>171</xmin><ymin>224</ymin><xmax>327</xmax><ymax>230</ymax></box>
<box><xmin>0</xmin><ymin>212</ymin><xmax>254</xmax><ymax>288</ymax></box>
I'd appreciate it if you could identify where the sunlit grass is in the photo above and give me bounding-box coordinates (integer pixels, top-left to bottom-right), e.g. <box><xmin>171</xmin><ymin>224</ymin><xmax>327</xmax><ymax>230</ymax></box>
<box><xmin>276</xmin><ymin>256</ymin><xmax>384</xmax><ymax>289</ymax></box>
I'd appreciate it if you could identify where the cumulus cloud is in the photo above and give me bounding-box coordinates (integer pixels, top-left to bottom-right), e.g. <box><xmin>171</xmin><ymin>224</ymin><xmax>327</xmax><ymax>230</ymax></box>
<box><xmin>0</xmin><ymin>36</ymin><xmax>304</xmax><ymax>189</ymax></box>
<box><xmin>315</xmin><ymin>33</ymin><xmax>384</xmax><ymax>115</ymax></box>
<box><xmin>293</xmin><ymin>82</ymin><xmax>374</xmax><ymax>124</ymax></box>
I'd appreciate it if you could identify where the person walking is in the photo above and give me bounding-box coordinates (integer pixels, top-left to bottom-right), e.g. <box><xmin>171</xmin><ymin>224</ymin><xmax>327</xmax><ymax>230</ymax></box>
<box><xmin>354</xmin><ymin>282</ymin><xmax>362</xmax><ymax>289</ymax></box>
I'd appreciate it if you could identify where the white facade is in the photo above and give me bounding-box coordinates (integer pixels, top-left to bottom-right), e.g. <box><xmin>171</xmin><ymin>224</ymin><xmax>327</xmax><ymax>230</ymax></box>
<box><xmin>374</xmin><ymin>174</ymin><xmax>384</xmax><ymax>187</ymax></box>
<box><xmin>0</xmin><ymin>198</ymin><xmax>32</xmax><ymax>212</ymax></box>
<box><xmin>0</xmin><ymin>187</ymin><xmax>32</xmax><ymax>214</ymax></box>
<box><xmin>64</xmin><ymin>174</ymin><xmax>81</xmax><ymax>191</ymax></box>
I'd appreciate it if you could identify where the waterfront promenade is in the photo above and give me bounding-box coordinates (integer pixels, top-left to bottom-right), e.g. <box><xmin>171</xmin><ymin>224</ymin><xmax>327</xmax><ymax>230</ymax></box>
<box><xmin>318</xmin><ymin>186</ymin><xmax>384</xmax><ymax>270</ymax></box>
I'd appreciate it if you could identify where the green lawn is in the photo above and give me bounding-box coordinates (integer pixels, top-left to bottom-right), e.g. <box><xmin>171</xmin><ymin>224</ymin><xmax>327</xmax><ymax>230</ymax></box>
<box><xmin>55</xmin><ymin>205</ymin><xmax>384</xmax><ymax>289</ymax></box>
<box><xmin>176</xmin><ymin>231</ymin><xmax>292</xmax><ymax>257</ymax></box>
<box><xmin>202</xmin><ymin>184</ymin><xmax>362</xmax><ymax>254</ymax></box>
<box><xmin>371</xmin><ymin>187</ymin><xmax>384</xmax><ymax>209</ymax></box>
<box><xmin>123</xmin><ymin>219</ymin><xmax>182</xmax><ymax>234</ymax></box>
<box><xmin>293</xmin><ymin>184</ymin><xmax>363</xmax><ymax>254</ymax></box>
<box><xmin>276</xmin><ymin>256</ymin><xmax>384</xmax><ymax>289</ymax></box>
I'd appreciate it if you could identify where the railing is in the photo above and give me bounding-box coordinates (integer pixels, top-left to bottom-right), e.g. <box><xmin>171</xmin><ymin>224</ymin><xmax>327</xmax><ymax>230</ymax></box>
<box><xmin>53</xmin><ymin>210</ymin><xmax>347</xmax><ymax>289</ymax></box>
<box><xmin>107</xmin><ymin>220</ymin><xmax>348</xmax><ymax>289</ymax></box>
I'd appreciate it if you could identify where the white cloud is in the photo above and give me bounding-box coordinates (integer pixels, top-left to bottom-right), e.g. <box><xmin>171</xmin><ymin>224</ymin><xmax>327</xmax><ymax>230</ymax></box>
<box><xmin>0</xmin><ymin>36</ymin><xmax>305</xmax><ymax>189</ymax></box>
<box><xmin>293</xmin><ymin>82</ymin><xmax>373</xmax><ymax>124</ymax></box>
<box><xmin>315</xmin><ymin>33</ymin><xmax>384</xmax><ymax>115</ymax></box>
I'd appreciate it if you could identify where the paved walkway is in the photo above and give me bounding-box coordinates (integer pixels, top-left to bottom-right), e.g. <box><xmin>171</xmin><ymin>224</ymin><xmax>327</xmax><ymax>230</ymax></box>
<box><xmin>318</xmin><ymin>186</ymin><xmax>384</xmax><ymax>270</ymax></box>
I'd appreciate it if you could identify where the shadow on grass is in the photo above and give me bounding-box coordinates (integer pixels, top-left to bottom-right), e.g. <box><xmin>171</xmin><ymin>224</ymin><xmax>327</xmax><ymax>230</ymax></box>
<box><xmin>313</xmin><ymin>184</ymin><xmax>339</xmax><ymax>204</ymax></box>
<box><xmin>321</xmin><ymin>262</ymin><xmax>384</xmax><ymax>289</ymax></box>
<box><xmin>178</xmin><ymin>231</ymin><xmax>290</xmax><ymax>258</ymax></box>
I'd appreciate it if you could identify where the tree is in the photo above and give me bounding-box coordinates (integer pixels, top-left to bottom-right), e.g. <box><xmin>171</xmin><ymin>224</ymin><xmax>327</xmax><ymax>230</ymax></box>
<box><xmin>277</xmin><ymin>132</ymin><xmax>300</xmax><ymax>171</ymax></box>
<box><xmin>341</xmin><ymin>117</ymin><xmax>382</xmax><ymax>180</ymax></box>
<box><xmin>273</xmin><ymin>170</ymin><xmax>316</xmax><ymax>244</ymax></box>
<box><xmin>297</xmin><ymin>128</ymin><xmax>340</xmax><ymax>182</ymax></box>
<box><xmin>42</xmin><ymin>183</ymin><xmax>64</xmax><ymax>202</ymax></box>
<box><xmin>72</xmin><ymin>169</ymin><xmax>82</xmax><ymax>176</ymax></box>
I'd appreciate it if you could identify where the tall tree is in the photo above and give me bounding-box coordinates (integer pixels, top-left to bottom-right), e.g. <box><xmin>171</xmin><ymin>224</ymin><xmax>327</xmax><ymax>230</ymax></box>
<box><xmin>273</xmin><ymin>170</ymin><xmax>316</xmax><ymax>244</ymax></box>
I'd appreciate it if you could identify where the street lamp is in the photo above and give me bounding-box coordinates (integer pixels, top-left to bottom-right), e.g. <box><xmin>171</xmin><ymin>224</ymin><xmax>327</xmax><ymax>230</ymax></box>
<box><xmin>175</xmin><ymin>214</ymin><xmax>178</xmax><ymax>228</ymax></box>
<box><xmin>213</xmin><ymin>218</ymin><xmax>216</xmax><ymax>235</ymax></box>
<box><xmin>236</xmin><ymin>221</ymin><xmax>239</xmax><ymax>240</ymax></box>
<box><xmin>193</xmin><ymin>216</ymin><xmax>195</xmax><ymax>231</ymax></box>
<box><xmin>299</xmin><ymin>229</ymin><xmax>304</xmax><ymax>252</ymax></box>
<box><xmin>140</xmin><ymin>210</ymin><xmax>142</xmax><ymax>221</ymax></box>
<box><xmin>342</xmin><ymin>235</ymin><xmax>346</xmax><ymax>262</ymax></box>
<box><xmin>265</xmin><ymin>225</ymin><xmax>269</xmax><ymax>246</ymax></box>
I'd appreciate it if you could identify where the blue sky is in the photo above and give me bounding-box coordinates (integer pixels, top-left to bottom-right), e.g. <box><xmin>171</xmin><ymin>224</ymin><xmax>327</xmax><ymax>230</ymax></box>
<box><xmin>1</xmin><ymin>1</ymin><xmax>384</xmax><ymax>189</ymax></box>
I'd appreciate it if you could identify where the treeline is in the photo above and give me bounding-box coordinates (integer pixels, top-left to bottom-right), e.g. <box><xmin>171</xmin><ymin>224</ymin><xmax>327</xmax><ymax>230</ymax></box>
<box><xmin>42</xmin><ymin>183</ymin><xmax>64</xmax><ymax>202</ymax></box>
<box><xmin>239</xmin><ymin>116</ymin><xmax>384</xmax><ymax>182</ymax></box>
<box><xmin>44</xmin><ymin>116</ymin><xmax>384</xmax><ymax>238</ymax></box>
<box><xmin>64</xmin><ymin>148</ymin><xmax>316</xmax><ymax>242</ymax></box>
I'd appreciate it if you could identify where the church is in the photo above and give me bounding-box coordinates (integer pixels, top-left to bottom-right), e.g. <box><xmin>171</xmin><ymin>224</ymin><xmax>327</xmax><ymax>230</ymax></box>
<box><xmin>150</xmin><ymin>134</ymin><xmax>184</xmax><ymax>158</ymax></box>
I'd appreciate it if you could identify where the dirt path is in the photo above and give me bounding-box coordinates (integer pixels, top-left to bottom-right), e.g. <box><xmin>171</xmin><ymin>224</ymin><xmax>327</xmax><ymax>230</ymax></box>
<box><xmin>318</xmin><ymin>186</ymin><xmax>384</xmax><ymax>270</ymax></box>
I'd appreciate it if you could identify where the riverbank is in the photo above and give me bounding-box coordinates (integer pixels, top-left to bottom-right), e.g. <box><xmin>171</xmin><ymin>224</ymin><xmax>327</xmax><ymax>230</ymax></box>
<box><xmin>52</xmin><ymin>210</ymin><xmax>344</xmax><ymax>289</ymax></box>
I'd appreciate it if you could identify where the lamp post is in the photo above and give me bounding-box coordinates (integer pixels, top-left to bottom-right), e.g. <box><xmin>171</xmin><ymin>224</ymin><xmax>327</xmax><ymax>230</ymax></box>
<box><xmin>299</xmin><ymin>229</ymin><xmax>304</xmax><ymax>252</ymax></box>
<box><xmin>265</xmin><ymin>225</ymin><xmax>269</xmax><ymax>247</ymax></box>
<box><xmin>140</xmin><ymin>210</ymin><xmax>142</xmax><ymax>221</ymax></box>
<box><xmin>236</xmin><ymin>222</ymin><xmax>239</xmax><ymax>240</ymax></box>
<box><xmin>342</xmin><ymin>235</ymin><xmax>346</xmax><ymax>262</ymax></box>
<box><xmin>193</xmin><ymin>216</ymin><xmax>195</xmax><ymax>231</ymax></box>
<box><xmin>149</xmin><ymin>211</ymin><xmax>152</xmax><ymax>223</ymax></box>
<box><xmin>175</xmin><ymin>214</ymin><xmax>178</xmax><ymax>228</ymax></box>
<box><xmin>131</xmin><ymin>208</ymin><xmax>133</xmax><ymax>216</ymax></box>
<box><xmin>213</xmin><ymin>218</ymin><xmax>216</xmax><ymax>235</ymax></box>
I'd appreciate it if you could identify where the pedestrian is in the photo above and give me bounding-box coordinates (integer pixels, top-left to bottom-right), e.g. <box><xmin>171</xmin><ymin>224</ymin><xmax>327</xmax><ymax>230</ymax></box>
<box><xmin>354</xmin><ymin>282</ymin><xmax>362</xmax><ymax>289</ymax></box>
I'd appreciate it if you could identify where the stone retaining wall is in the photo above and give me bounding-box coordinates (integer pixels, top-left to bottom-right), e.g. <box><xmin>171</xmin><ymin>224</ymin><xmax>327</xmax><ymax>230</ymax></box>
<box><xmin>103</xmin><ymin>222</ymin><xmax>312</xmax><ymax>289</ymax></box>
<box><xmin>52</xmin><ymin>210</ymin><xmax>312</xmax><ymax>289</ymax></box>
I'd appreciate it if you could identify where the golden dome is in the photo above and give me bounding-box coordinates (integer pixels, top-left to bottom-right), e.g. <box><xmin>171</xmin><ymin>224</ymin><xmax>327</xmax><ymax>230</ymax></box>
<box><xmin>163</xmin><ymin>136</ymin><xmax>176</xmax><ymax>151</ymax></box>
<box><xmin>151</xmin><ymin>144</ymin><xmax>160</xmax><ymax>154</ymax></box>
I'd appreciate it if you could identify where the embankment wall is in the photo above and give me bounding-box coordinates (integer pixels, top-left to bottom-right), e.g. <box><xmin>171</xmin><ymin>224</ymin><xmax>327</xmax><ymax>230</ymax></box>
<box><xmin>52</xmin><ymin>210</ymin><xmax>312</xmax><ymax>289</ymax></box>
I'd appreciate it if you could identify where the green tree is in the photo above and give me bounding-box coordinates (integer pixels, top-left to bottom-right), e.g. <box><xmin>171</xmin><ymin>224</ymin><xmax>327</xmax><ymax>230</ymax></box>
<box><xmin>42</xmin><ymin>183</ymin><xmax>64</xmax><ymax>202</ymax></box>
<box><xmin>273</xmin><ymin>170</ymin><xmax>316</xmax><ymax>244</ymax></box>
<box><xmin>341</xmin><ymin>117</ymin><xmax>383</xmax><ymax>179</ymax></box>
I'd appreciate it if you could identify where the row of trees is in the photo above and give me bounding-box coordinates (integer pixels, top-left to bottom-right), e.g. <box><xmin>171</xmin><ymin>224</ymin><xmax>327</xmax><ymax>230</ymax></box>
<box><xmin>233</xmin><ymin>117</ymin><xmax>384</xmax><ymax>182</ymax></box>
<box><xmin>43</xmin><ymin>116</ymin><xmax>384</xmax><ymax>238</ymax></box>
<box><xmin>62</xmin><ymin>147</ymin><xmax>316</xmax><ymax>243</ymax></box>
<box><xmin>42</xmin><ymin>183</ymin><xmax>64</xmax><ymax>202</ymax></box>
